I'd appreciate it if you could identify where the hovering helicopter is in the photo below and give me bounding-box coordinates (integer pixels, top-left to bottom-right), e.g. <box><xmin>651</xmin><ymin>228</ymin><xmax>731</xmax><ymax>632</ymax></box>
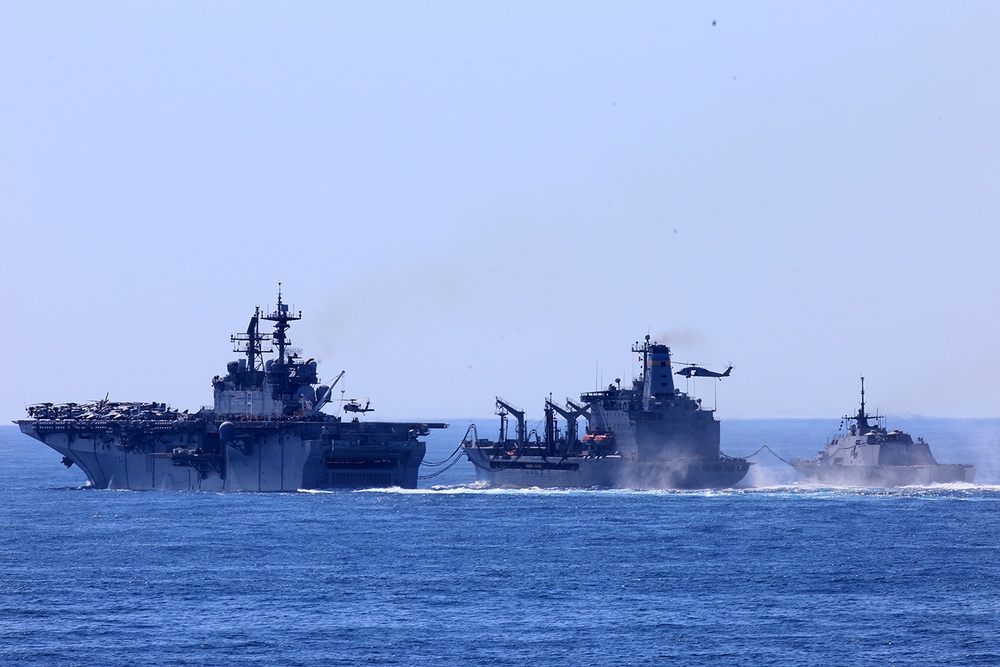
<box><xmin>343</xmin><ymin>399</ymin><xmax>374</xmax><ymax>414</ymax></box>
<box><xmin>675</xmin><ymin>365</ymin><xmax>732</xmax><ymax>379</ymax></box>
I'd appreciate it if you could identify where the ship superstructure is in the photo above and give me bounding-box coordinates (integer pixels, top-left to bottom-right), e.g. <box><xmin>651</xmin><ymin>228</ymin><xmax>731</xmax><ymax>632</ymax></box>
<box><xmin>17</xmin><ymin>289</ymin><xmax>445</xmax><ymax>491</ymax></box>
<box><xmin>790</xmin><ymin>378</ymin><xmax>975</xmax><ymax>486</ymax></box>
<box><xmin>462</xmin><ymin>336</ymin><xmax>750</xmax><ymax>489</ymax></box>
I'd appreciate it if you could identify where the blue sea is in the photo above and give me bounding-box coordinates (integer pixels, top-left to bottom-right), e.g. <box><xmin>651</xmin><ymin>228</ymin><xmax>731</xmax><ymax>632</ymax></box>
<box><xmin>3</xmin><ymin>419</ymin><xmax>1000</xmax><ymax>666</ymax></box>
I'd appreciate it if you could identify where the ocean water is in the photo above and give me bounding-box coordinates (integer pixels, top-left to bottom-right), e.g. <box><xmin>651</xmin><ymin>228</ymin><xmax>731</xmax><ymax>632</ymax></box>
<box><xmin>3</xmin><ymin>420</ymin><xmax>1000</xmax><ymax>666</ymax></box>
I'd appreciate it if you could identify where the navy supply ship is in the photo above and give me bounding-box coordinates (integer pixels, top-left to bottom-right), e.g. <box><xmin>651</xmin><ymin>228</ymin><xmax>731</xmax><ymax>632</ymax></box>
<box><xmin>17</xmin><ymin>289</ymin><xmax>446</xmax><ymax>491</ymax></box>
<box><xmin>461</xmin><ymin>336</ymin><xmax>750</xmax><ymax>489</ymax></box>
<box><xmin>791</xmin><ymin>378</ymin><xmax>976</xmax><ymax>486</ymax></box>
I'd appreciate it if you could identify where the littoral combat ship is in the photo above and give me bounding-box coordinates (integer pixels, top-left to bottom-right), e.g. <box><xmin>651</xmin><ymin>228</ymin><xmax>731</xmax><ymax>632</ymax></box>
<box><xmin>791</xmin><ymin>378</ymin><xmax>976</xmax><ymax>486</ymax></box>
<box><xmin>17</xmin><ymin>289</ymin><xmax>445</xmax><ymax>491</ymax></box>
<box><xmin>462</xmin><ymin>336</ymin><xmax>750</xmax><ymax>489</ymax></box>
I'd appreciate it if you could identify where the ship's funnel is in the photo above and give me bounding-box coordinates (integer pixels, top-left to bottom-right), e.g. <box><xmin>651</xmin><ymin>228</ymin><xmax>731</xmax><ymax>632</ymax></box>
<box><xmin>646</xmin><ymin>344</ymin><xmax>675</xmax><ymax>398</ymax></box>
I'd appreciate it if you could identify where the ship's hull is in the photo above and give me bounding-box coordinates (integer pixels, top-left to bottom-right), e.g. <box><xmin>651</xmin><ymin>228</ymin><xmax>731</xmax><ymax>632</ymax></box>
<box><xmin>791</xmin><ymin>462</ymin><xmax>976</xmax><ymax>487</ymax></box>
<box><xmin>464</xmin><ymin>447</ymin><xmax>750</xmax><ymax>490</ymax></box>
<box><xmin>18</xmin><ymin>419</ymin><xmax>427</xmax><ymax>491</ymax></box>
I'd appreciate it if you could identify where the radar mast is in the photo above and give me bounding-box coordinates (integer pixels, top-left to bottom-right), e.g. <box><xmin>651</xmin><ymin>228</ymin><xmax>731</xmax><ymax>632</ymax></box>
<box><xmin>262</xmin><ymin>282</ymin><xmax>301</xmax><ymax>367</ymax></box>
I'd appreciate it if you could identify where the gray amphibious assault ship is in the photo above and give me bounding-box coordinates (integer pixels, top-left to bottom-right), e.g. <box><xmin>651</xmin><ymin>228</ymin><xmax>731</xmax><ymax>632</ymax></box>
<box><xmin>462</xmin><ymin>336</ymin><xmax>750</xmax><ymax>489</ymax></box>
<box><xmin>791</xmin><ymin>378</ymin><xmax>975</xmax><ymax>486</ymax></box>
<box><xmin>17</xmin><ymin>289</ymin><xmax>445</xmax><ymax>490</ymax></box>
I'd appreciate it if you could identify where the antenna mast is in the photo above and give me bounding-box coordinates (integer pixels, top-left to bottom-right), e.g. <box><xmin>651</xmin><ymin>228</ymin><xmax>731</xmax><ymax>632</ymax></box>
<box><xmin>262</xmin><ymin>282</ymin><xmax>302</xmax><ymax>367</ymax></box>
<box><xmin>860</xmin><ymin>375</ymin><xmax>866</xmax><ymax>417</ymax></box>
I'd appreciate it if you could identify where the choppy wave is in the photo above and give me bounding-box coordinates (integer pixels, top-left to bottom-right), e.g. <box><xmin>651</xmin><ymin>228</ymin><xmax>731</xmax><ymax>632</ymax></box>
<box><xmin>5</xmin><ymin>423</ymin><xmax>1000</xmax><ymax>667</ymax></box>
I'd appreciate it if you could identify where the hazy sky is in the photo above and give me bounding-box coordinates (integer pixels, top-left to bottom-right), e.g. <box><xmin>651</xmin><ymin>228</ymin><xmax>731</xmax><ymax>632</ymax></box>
<box><xmin>2</xmin><ymin>2</ymin><xmax>998</xmax><ymax>423</ymax></box>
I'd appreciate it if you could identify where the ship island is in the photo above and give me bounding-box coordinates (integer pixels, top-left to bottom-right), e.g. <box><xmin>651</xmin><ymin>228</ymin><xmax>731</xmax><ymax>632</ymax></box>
<box><xmin>461</xmin><ymin>335</ymin><xmax>751</xmax><ymax>489</ymax></box>
<box><xmin>17</xmin><ymin>289</ymin><xmax>446</xmax><ymax>491</ymax></box>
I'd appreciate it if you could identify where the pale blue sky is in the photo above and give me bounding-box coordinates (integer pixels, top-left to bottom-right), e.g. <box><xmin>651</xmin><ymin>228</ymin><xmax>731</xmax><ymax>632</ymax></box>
<box><xmin>2</xmin><ymin>2</ymin><xmax>998</xmax><ymax>422</ymax></box>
